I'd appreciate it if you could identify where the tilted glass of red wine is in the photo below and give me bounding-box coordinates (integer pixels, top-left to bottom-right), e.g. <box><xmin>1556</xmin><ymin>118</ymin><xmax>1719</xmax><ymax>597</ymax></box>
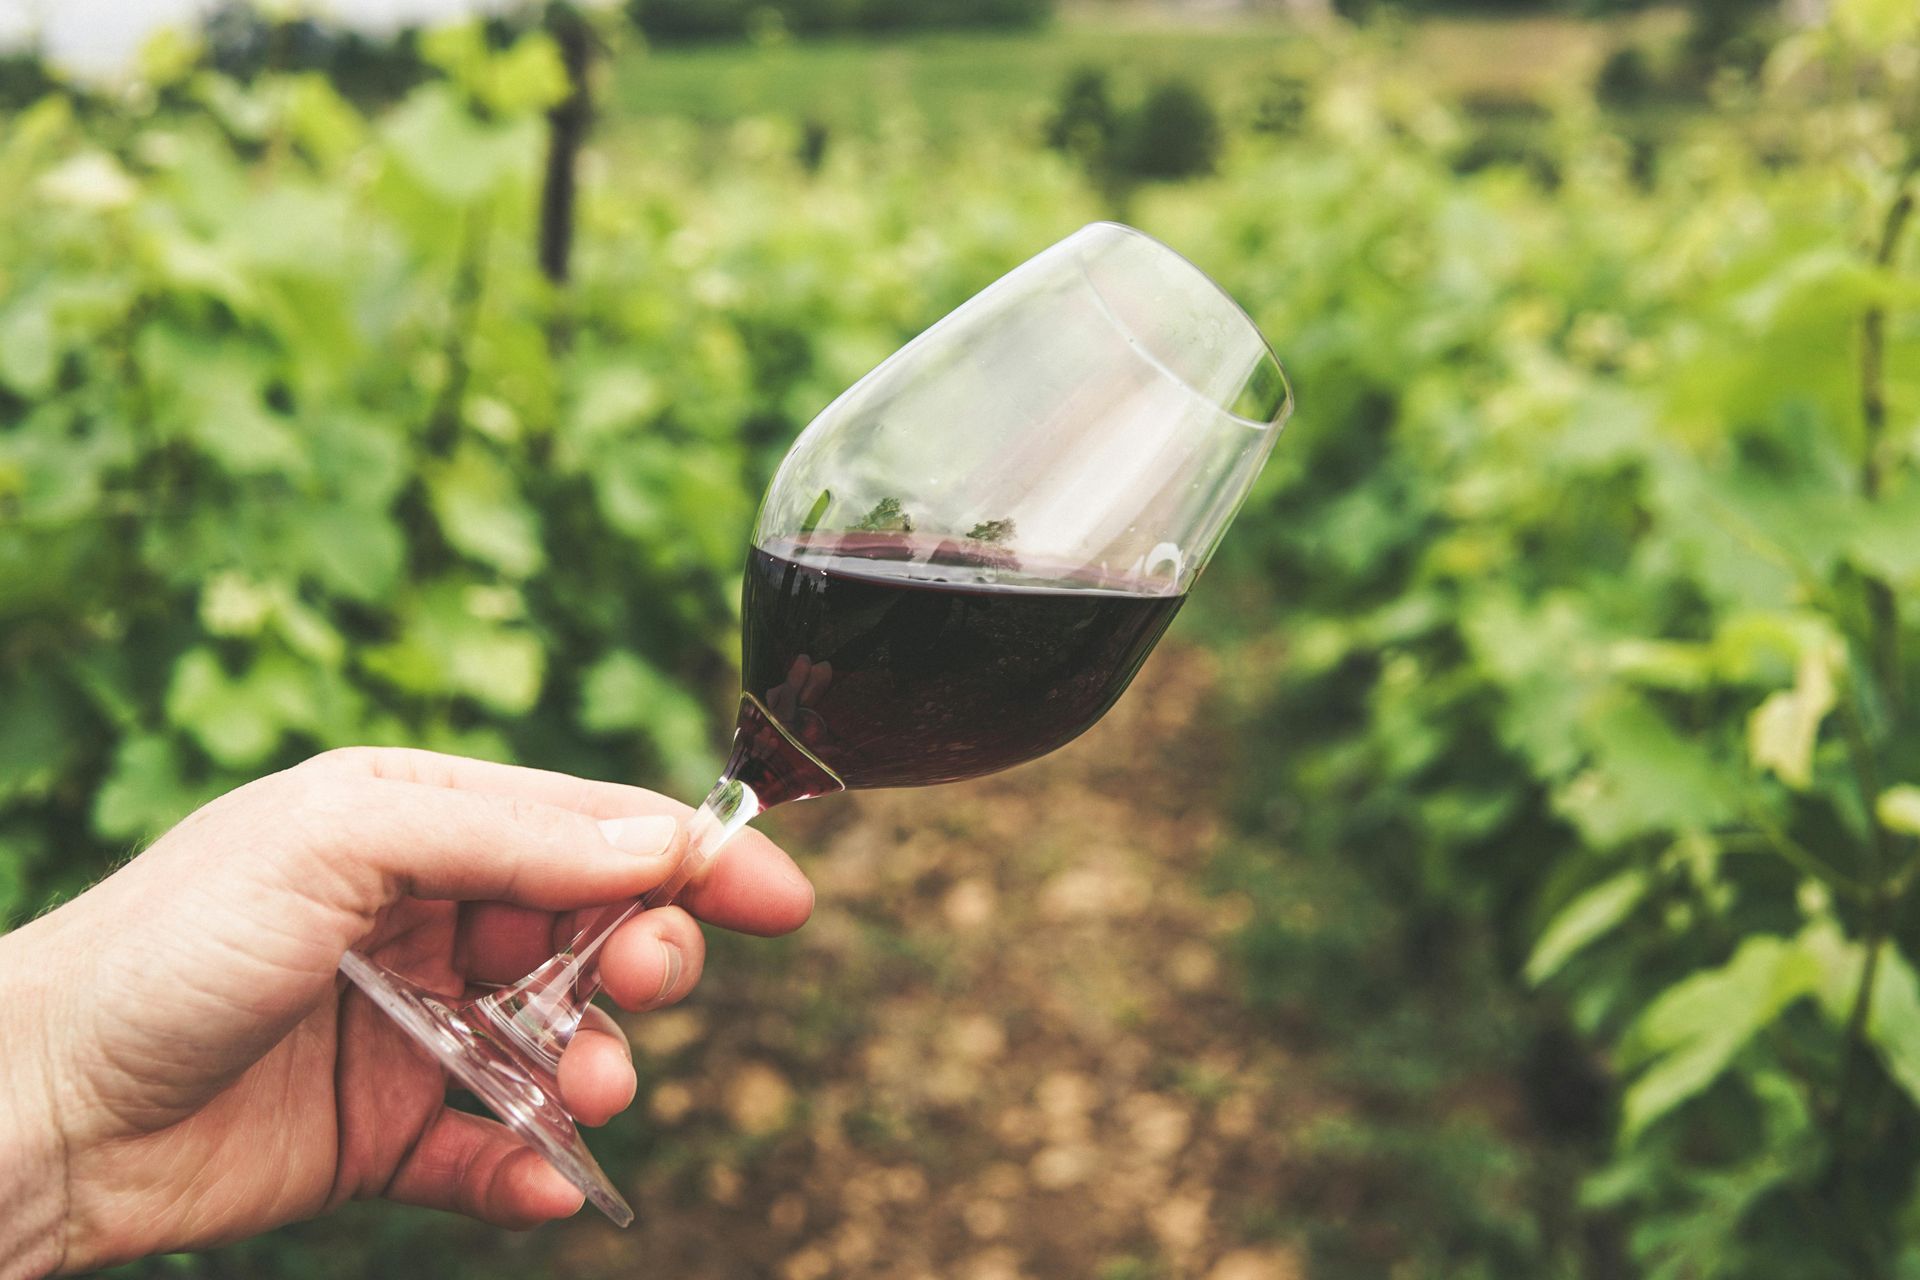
<box><xmin>338</xmin><ymin>221</ymin><xmax>1292</xmax><ymax>1225</ymax></box>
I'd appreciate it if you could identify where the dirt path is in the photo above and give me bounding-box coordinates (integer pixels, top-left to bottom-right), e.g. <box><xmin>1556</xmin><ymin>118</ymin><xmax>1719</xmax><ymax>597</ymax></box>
<box><xmin>553</xmin><ymin>648</ymin><xmax>1310</xmax><ymax>1280</ymax></box>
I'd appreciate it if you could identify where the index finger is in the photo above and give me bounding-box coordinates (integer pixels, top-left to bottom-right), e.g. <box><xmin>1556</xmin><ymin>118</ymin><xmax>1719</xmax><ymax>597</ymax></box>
<box><xmin>343</xmin><ymin>747</ymin><xmax>814</xmax><ymax>935</ymax></box>
<box><xmin>330</xmin><ymin>747</ymin><xmax>698</xmax><ymax>819</ymax></box>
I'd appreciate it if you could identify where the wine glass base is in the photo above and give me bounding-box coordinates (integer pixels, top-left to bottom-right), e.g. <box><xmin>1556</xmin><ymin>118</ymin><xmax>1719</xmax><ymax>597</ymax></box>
<box><xmin>338</xmin><ymin>950</ymin><xmax>636</xmax><ymax>1228</ymax></box>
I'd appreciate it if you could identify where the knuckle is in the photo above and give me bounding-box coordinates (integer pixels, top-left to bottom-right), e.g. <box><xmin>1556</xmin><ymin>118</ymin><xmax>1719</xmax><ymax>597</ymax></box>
<box><xmin>302</xmin><ymin>744</ymin><xmax>442</xmax><ymax>785</ymax></box>
<box><xmin>305</xmin><ymin>745</ymin><xmax>375</xmax><ymax>775</ymax></box>
<box><xmin>283</xmin><ymin>756</ymin><xmax>362</xmax><ymax>821</ymax></box>
<box><xmin>201</xmin><ymin>757</ymin><xmax>387</xmax><ymax>909</ymax></box>
<box><xmin>498</xmin><ymin>794</ymin><xmax>580</xmax><ymax>845</ymax></box>
<box><xmin>268</xmin><ymin>765</ymin><xmax>366</xmax><ymax>867</ymax></box>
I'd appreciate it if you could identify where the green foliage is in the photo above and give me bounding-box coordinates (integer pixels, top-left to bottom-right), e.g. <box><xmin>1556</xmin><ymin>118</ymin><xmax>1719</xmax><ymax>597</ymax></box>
<box><xmin>1216</xmin><ymin>832</ymin><xmax>1580</xmax><ymax>1277</ymax></box>
<box><xmin>1682</xmin><ymin>0</ymin><xmax>1779</xmax><ymax>68</ymax></box>
<box><xmin>606</xmin><ymin>15</ymin><xmax>1612</xmax><ymax>144</ymax></box>
<box><xmin>852</xmin><ymin>496</ymin><xmax>913</xmax><ymax>533</ymax></box>
<box><xmin>1046</xmin><ymin>71</ymin><xmax>1222</xmax><ymax>185</ymax></box>
<box><xmin>1203</xmin><ymin>9</ymin><xmax>1920</xmax><ymax>1273</ymax></box>
<box><xmin>1525</xmin><ymin>868</ymin><xmax>1648</xmax><ymax>985</ymax></box>
<box><xmin>966</xmin><ymin>518</ymin><xmax>1015</xmax><ymax>543</ymax></box>
<box><xmin>201</xmin><ymin>4</ymin><xmax>434</xmax><ymax>99</ymax></box>
<box><xmin>629</xmin><ymin>0</ymin><xmax>1054</xmax><ymax>42</ymax></box>
<box><xmin>3</xmin><ymin>7</ymin><xmax>1918</xmax><ymax>1276</ymax></box>
<box><xmin>1594</xmin><ymin>44</ymin><xmax>1659</xmax><ymax>106</ymax></box>
<box><xmin>1045</xmin><ymin>66</ymin><xmax>1117</xmax><ymax>167</ymax></box>
<box><xmin>0</xmin><ymin>28</ymin><xmax>1095</xmax><ymax>921</ymax></box>
<box><xmin>0</xmin><ymin>50</ymin><xmax>55</xmax><ymax>111</ymax></box>
<box><xmin>1114</xmin><ymin>79</ymin><xmax>1222</xmax><ymax>182</ymax></box>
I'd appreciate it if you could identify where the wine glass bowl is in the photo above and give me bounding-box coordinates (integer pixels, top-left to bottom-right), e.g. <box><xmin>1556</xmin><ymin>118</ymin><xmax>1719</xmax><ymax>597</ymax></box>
<box><xmin>756</xmin><ymin>221</ymin><xmax>1291</xmax><ymax>594</ymax></box>
<box><xmin>728</xmin><ymin>223</ymin><xmax>1290</xmax><ymax>806</ymax></box>
<box><xmin>337</xmin><ymin>220</ymin><xmax>1291</xmax><ymax>1228</ymax></box>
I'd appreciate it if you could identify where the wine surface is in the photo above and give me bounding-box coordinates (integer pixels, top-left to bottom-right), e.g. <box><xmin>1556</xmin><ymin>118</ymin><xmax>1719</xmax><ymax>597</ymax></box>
<box><xmin>725</xmin><ymin>533</ymin><xmax>1185</xmax><ymax>807</ymax></box>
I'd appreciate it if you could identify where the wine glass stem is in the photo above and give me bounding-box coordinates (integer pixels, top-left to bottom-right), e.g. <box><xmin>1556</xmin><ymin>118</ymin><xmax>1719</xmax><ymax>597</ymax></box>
<box><xmin>468</xmin><ymin>775</ymin><xmax>764</xmax><ymax>1070</ymax></box>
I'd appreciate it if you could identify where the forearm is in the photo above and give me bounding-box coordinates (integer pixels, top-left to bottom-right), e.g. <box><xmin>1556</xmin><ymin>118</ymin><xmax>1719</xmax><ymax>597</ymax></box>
<box><xmin>0</xmin><ymin>922</ymin><xmax>70</xmax><ymax>1280</ymax></box>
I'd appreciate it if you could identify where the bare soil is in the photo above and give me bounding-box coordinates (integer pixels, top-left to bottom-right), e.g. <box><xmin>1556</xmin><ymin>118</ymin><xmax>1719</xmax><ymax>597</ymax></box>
<box><xmin>553</xmin><ymin>647</ymin><xmax>1314</xmax><ymax>1279</ymax></box>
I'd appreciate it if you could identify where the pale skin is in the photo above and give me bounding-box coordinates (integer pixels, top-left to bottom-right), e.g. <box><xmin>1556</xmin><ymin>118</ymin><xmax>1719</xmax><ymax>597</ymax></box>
<box><xmin>0</xmin><ymin>747</ymin><xmax>815</xmax><ymax>1279</ymax></box>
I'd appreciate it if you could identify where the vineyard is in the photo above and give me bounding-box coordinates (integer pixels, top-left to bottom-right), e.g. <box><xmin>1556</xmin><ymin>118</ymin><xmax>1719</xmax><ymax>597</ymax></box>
<box><xmin>2</xmin><ymin>3</ymin><xmax>1919</xmax><ymax>1276</ymax></box>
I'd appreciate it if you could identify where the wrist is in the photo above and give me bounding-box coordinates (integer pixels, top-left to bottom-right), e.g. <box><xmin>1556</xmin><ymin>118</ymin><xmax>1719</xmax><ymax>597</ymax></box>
<box><xmin>0</xmin><ymin>920</ymin><xmax>71</xmax><ymax>1279</ymax></box>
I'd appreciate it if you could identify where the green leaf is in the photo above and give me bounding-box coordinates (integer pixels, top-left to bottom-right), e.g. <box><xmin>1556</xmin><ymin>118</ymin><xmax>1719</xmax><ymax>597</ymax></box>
<box><xmin>427</xmin><ymin>447</ymin><xmax>546</xmax><ymax>579</ymax></box>
<box><xmin>1556</xmin><ymin>695</ymin><xmax>1745</xmax><ymax>847</ymax></box>
<box><xmin>0</xmin><ymin>300</ymin><xmax>57</xmax><ymax>396</ymax></box>
<box><xmin>297</xmin><ymin>505</ymin><xmax>405</xmax><ymax>602</ymax></box>
<box><xmin>138</xmin><ymin>332</ymin><xmax>305</xmax><ymax>476</ymax></box>
<box><xmin>1831</xmin><ymin>0</ymin><xmax>1920</xmax><ymax>46</ymax></box>
<box><xmin>1802</xmin><ymin>923</ymin><xmax>1920</xmax><ymax>1113</ymax></box>
<box><xmin>135</xmin><ymin>24</ymin><xmax>198</xmax><ymax>87</ymax></box>
<box><xmin>0</xmin><ymin>421</ymin><xmax>108</xmax><ymax>523</ymax></box>
<box><xmin>360</xmin><ymin>582</ymin><xmax>545</xmax><ymax>715</ymax></box>
<box><xmin>1620</xmin><ymin>935</ymin><xmax>1821</xmax><ymax>1142</ymax></box>
<box><xmin>0</xmin><ymin>674</ymin><xmax>76</xmax><ymax>805</ymax></box>
<box><xmin>419</xmin><ymin>22</ymin><xmax>492</xmax><ymax>86</ymax></box>
<box><xmin>579</xmin><ymin>650</ymin><xmax>716</xmax><ymax>794</ymax></box>
<box><xmin>1607</xmin><ymin>639</ymin><xmax>1716</xmax><ymax>692</ymax></box>
<box><xmin>92</xmin><ymin>735</ymin><xmax>223</xmax><ymax>842</ymax></box>
<box><xmin>419</xmin><ymin>23</ymin><xmax>568</xmax><ymax>113</ymax></box>
<box><xmin>282</xmin><ymin>73</ymin><xmax>367</xmax><ymax>169</ymax></box>
<box><xmin>1866</xmin><ymin>946</ymin><xmax>1920</xmax><ymax>1110</ymax></box>
<box><xmin>199</xmin><ymin>572</ymin><xmax>276</xmax><ymax>637</ymax></box>
<box><xmin>149</xmin><ymin>229</ymin><xmax>258</xmax><ymax>317</ymax></box>
<box><xmin>1710</xmin><ymin>610</ymin><xmax>1838</xmax><ymax>685</ymax></box>
<box><xmin>1462</xmin><ymin>593</ymin><xmax>1605</xmax><ymax>779</ymax></box>
<box><xmin>200</xmin><ymin>576</ymin><xmax>345</xmax><ymax>666</ymax></box>
<box><xmin>1526</xmin><ymin>870</ymin><xmax>1649</xmax><ymax>986</ymax></box>
<box><xmin>383</xmin><ymin>84</ymin><xmax>534</xmax><ymax>205</ymax></box>
<box><xmin>594</xmin><ymin>440</ymin><xmax>751</xmax><ymax>574</ymax></box>
<box><xmin>1748</xmin><ymin>645</ymin><xmax>1839</xmax><ymax>789</ymax></box>
<box><xmin>478</xmin><ymin>36</ymin><xmax>572</xmax><ymax>115</ymax></box>
<box><xmin>1847</xmin><ymin>487</ymin><xmax>1920</xmax><ymax>586</ymax></box>
<box><xmin>310</xmin><ymin>412</ymin><xmax>410</xmax><ymax>509</ymax></box>
<box><xmin>36</xmin><ymin>150</ymin><xmax>137</xmax><ymax>210</ymax></box>
<box><xmin>567</xmin><ymin>367</ymin><xmax>663</xmax><ymax>442</ymax></box>
<box><xmin>66</xmin><ymin>649</ymin><xmax>139</xmax><ymax>730</ymax></box>
<box><xmin>164</xmin><ymin>648</ymin><xmax>321</xmax><ymax>768</ymax></box>
<box><xmin>1879</xmin><ymin>787</ymin><xmax>1920</xmax><ymax>837</ymax></box>
<box><xmin>273</xmin><ymin>595</ymin><xmax>346</xmax><ymax>667</ymax></box>
<box><xmin>449</xmin><ymin>628</ymin><xmax>544</xmax><ymax>716</ymax></box>
<box><xmin>225</xmin><ymin>185</ymin><xmax>355</xmax><ymax>277</ymax></box>
<box><xmin>0</xmin><ymin>831</ymin><xmax>35</xmax><ymax>925</ymax></box>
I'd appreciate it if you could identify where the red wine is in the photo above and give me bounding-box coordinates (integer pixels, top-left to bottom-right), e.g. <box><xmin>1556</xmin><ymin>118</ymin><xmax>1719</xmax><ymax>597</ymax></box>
<box><xmin>726</xmin><ymin>533</ymin><xmax>1185</xmax><ymax>806</ymax></box>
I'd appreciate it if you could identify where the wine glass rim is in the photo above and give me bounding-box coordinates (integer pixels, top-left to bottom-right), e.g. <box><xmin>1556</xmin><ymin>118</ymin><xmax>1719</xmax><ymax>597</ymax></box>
<box><xmin>1078</xmin><ymin>220</ymin><xmax>1294</xmax><ymax>433</ymax></box>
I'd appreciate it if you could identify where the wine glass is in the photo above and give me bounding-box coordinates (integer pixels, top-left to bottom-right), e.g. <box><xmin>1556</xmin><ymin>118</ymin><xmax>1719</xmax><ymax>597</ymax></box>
<box><xmin>338</xmin><ymin>221</ymin><xmax>1292</xmax><ymax>1226</ymax></box>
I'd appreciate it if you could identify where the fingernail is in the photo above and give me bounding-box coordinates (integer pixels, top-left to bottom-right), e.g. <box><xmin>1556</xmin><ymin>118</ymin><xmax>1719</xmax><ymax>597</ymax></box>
<box><xmin>599</xmin><ymin>815</ymin><xmax>678</xmax><ymax>858</ymax></box>
<box><xmin>654</xmin><ymin>938</ymin><xmax>684</xmax><ymax>1004</ymax></box>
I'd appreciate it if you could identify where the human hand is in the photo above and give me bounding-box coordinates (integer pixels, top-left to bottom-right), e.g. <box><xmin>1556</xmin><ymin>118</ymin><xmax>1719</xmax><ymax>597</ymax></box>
<box><xmin>0</xmin><ymin>748</ymin><xmax>813</xmax><ymax>1277</ymax></box>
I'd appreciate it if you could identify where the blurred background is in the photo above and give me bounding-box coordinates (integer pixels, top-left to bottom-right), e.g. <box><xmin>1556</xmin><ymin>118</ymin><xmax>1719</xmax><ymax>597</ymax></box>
<box><xmin>1</xmin><ymin>0</ymin><xmax>1917</xmax><ymax>1275</ymax></box>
